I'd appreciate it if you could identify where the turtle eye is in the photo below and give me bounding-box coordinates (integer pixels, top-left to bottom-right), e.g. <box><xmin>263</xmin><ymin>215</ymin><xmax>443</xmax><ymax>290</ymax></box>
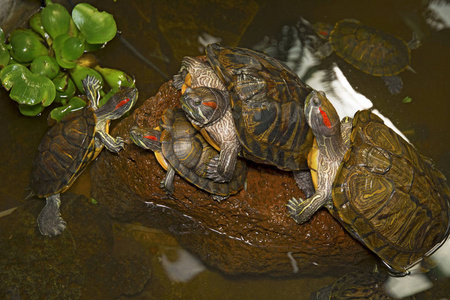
<box><xmin>193</xmin><ymin>99</ymin><xmax>202</xmax><ymax>106</ymax></box>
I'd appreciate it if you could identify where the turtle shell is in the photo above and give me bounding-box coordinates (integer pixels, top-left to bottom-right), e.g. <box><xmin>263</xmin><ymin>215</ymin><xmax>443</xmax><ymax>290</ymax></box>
<box><xmin>31</xmin><ymin>107</ymin><xmax>98</xmax><ymax>197</ymax></box>
<box><xmin>161</xmin><ymin>108</ymin><xmax>247</xmax><ymax>197</ymax></box>
<box><xmin>206</xmin><ymin>44</ymin><xmax>313</xmax><ymax>171</ymax></box>
<box><xmin>330</xmin><ymin>19</ymin><xmax>411</xmax><ymax>77</ymax></box>
<box><xmin>332</xmin><ymin>110</ymin><xmax>450</xmax><ymax>274</ymax></box>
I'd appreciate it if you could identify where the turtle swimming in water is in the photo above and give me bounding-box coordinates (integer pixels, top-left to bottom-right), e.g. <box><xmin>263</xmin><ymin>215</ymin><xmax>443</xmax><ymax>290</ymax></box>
<box><xmin>287</xmin><ymin>90</ymin><xmax>450</xmax><ymax>275</ymax></box>
<box><xmin>173</xmin><ymin>43</ymin><xmax>315</xmax><ymax>197</ymax></box>
<box><xmin>130</xmin><ymin>108</ymin><xmax>247</xmax><ymax>201</ymax></box>
<box><xmin>314</xmin><ymin>19</ymin><xmax>420</xmax><ymax>94</ymax></box>
<box><xmin>29</xmin><ymin>76</ymin><xmax>138</xmax><ymax>236</ymax></box>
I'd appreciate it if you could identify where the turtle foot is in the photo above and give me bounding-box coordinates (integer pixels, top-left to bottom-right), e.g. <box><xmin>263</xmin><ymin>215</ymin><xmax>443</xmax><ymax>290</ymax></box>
<box><xmin>212</xmin><ymin>194</ymin><xmax>229</xmax><ymax>202</ymax></box>
<box><xmin>206</xmin><ymin>155</ymin><xmax>229</xmax><ymax>183</ymax></box>
<box><xmin>37</xmin><ymin>194</ymin><xmax>67</xmax><ymax>237</ymax></box>
<box><xmin>382</xmin><ymin>76</ymin><xmax>403</xmax><ymax>95</ymax></box>
<box><xmin>286</xmin><ymin>197</ymin><xmax>310</xmax><ymax>225</ymax></box>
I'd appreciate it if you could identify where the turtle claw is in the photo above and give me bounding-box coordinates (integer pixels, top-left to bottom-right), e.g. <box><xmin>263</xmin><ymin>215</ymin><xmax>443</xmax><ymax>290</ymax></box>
<box><xmin>287</xmin><ymin>197</ymin><xmax>308</xmax><ymax>224</ymax></box>
<box><xmin>160</xmin><ymin>180</ymin><xmax>174</xmax><ymax>195</ymax></box>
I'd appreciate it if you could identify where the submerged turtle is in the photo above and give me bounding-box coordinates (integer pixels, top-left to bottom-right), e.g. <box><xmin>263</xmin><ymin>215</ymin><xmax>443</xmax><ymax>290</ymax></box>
<box><xmin>314</xmin><ymin>19</ymin><xmax>420</xmax><ymax>94</ymax></box>
<box><xmin>311</xmin><ymin>270</ymin><xmax>396</xmax><ymax>300</ymax></box>
<box><xmin>287</xmin><ymin>90</ymin><xmax>450</xmax><ymax>274</ymax></box>
<box><xmin>30</xmin><ymin>76</ymin><xmax>138</xmax><ymax>236</ymax></box>
<box><xmin>130</xmin><ymin>108</ymin><xmax>247</xmax><ymax>201</ymax></box>
<box><xmin>173</xmin><ymin>44</ymin><xmax>315</xmax><ymax>197</ymax></box>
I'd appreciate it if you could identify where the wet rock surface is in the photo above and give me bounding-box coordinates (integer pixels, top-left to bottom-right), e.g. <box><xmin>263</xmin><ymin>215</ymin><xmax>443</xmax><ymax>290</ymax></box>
<box><xmin>0</xmin><ymin>194</ymin><xmax>152</xmax><ymax>299</ymax></box>
<box><xmin>91</xmin><ymin>80</ymin><xmax>373</xmax><ymax>276</ymax></box>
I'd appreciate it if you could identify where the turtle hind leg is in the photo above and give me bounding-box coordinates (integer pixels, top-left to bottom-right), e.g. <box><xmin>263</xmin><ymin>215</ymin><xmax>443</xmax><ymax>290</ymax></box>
<box><xmin>37</xmin><ymin>194</ymin><xmax>67</xmax><ymax>236</ymax></box>
<box><xmin>293</xmin><ymin>170</ymin><xmax>315</xmax><ymax>198</ymax></box>
<box><xmin>382</xmin><ymin>76</ymin><xmax>403</xmax><ymax>95</ymax></box>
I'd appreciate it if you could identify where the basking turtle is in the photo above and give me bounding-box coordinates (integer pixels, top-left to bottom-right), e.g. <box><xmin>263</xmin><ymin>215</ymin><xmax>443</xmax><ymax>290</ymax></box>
<box><xmin>287</xmin><ymin>90</ymin><xmax>450</xmax><ymax>275</ymax></box>
<box><xmin>314</xmin><ymin>19</ymin><xmax>420</xmax><ymax>94</ymax></box>
<box><xmin>30</xmin><ymin>76</ymin><xmax>138</xmax><ymax>236</ymax></box>
<box><xmin>130</xmin><ymin>108</ymin><xmax>247</xmax><ymax>201</ymax></box>
<box><xmin>173</xmin><ymin>44</ymin><xmax>315</xmax><ymax>197</ymax></box>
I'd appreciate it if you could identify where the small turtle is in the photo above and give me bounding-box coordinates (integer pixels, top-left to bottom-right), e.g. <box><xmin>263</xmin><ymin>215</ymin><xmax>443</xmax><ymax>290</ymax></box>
<box><xmin>310</xmin><ymin>269</ymin><xmax>407</xmax><ymax>300</ymax></box>
<box><xmin>314</xmin><ymin>19</ymin><xmax>420</xmax><ymax>94</ymax></box>
<box><xmin>30</xmin><ymin>76</ymin><xmax>138</xmax><ymax>236</ymax></box>
<box><xmin>287</xmin><ymin>90</ymin><xmax>450</xmax><ymax>275</ymax></box>
<box><xmin>173</xmin><ymin>44</ymin><xmax>315</xmax><ymax>197</ymax></box>
<box><xmin>130</xmin><ymin>108</ymin><xmax>247</xmax><ymax>201</ymax></box>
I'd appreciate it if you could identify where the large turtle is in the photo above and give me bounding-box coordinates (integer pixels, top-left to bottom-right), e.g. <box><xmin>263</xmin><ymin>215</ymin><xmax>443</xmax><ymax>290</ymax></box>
<box><xmin>30</xmin><ymin>76</ymin><xmax>138</xmax><ymax>236</ymax></box>
<box><xmin>173</xmin><ymin>44</ymin><xmax>315</xmax><ymax>197</ymax></box>
<box><xmin>130</xmin><ymin>108</ymin><xmax>247</xmax><ymax>201</ymax></box>
<box><xmin>287</xmin><ymin>90</ymin><xmax>450</xmax><ymax>275</ymax></box>
<box><xmin>314</xmin><ymin>19</ymin><xmax>420</xmax><ymax>94</ymax></box>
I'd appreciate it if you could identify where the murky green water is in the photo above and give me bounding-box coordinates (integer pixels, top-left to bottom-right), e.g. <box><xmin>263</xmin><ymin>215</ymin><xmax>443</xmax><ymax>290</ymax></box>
<box><xmin>1</xmin><ymin>0</ymin><xmax>449</xmax><ymax>299</ymax></box>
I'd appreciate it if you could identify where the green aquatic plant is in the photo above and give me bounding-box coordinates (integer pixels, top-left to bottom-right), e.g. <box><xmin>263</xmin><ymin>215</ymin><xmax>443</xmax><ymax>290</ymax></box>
<box><xmin>0</xmin><ymin>1</ymin><xmax>135</xmax><ymax>120</ymax></box>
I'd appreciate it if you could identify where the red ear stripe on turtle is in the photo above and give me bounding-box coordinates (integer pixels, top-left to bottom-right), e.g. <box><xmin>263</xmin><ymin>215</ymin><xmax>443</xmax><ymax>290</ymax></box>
<box><xmin>115</xmin><ymin>98</ymin><xmax>131</xmax><ymax>110</ymax></box>
<box><xmin>143</xmin><ymin>135</ymin><xmax>158</xmax><ymax>141</ymax></box>
<box><xmin>319</xmin><ymin>107</ymin><xmax>332</xmax><ymax>128</ymax></box>
<box><xmin>203</xmin><ymin>101</ymin><xmax>217</xmax><ymax>109</ymax></box>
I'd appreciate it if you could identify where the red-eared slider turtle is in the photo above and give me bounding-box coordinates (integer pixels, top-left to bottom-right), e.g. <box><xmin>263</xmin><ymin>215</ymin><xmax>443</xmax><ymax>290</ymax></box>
<box><xmin>314</xmin><ymin>19</ymin><xmax>420</xmax><ymax>94</ymax></box>
<box><xmin>30</xmin><ymin>76</ymin><xmax>138</xmax><ymax>236</ymax></box>
<box><xmin>311</xmin><ymin>270</ymin><xmax>397</xmax><ymax>300</ymax></box>
<box><xmin>287</xmin><ymin>90</ymin><xmax>450</xmax><ymax>275</ymax></box>
<box><xmin>130</xmin><ymin>108</ymin><xmax>247</xmax><ymax>201</ymax></box>
<box><xmin>173</xmin><ymin>44</ymin><xmax>315</xmax><ymax>197</ymax></box>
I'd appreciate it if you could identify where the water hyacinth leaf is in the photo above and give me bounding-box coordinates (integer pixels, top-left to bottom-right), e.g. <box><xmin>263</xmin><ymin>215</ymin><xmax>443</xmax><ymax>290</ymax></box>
<box><xmin>0</xmin><ymin>64</ymin><xmax>55</xmax><ymax>107</ymax></box>
<box><xmin>19</xmin><ymin>103</ymin><xmax>45</xmax><ymax>116</ymax></box>
<box><xmin>0</xmin><ymin>44</ymin><xmax>10</xmax><ymax>68</ymax></box>
<box><xmin>0</xmin><ymin>28</ymin><xmax>5</xmax><ymax>43</ymax></box>
<box><xmin>29</xmin><ymin>11</ymin><xmax>52</xmax><ymax>45</ymax></box>
<box><xmin>30</xmin><ymin>55</ymin><xmax>60</xmax><ymax>79</ymax></box>
<box><xmin>8</xmin><ymin>29</ymin><xmax>48</xmax><ymax>63</ymax></box>
<box><xmin>53</xmin><ymin>73</ymin><xmax>76</xmax><ymax>104</ymax></box>
<box><xmin>72</xmin><ymin>3</ymin><xmax>117</xmax><ymax>44</ymax></box>
<box><xmin>49</xmin><ymin>96</ymin><xmax>86</xmax><ymax>122</ymax></box>
<box><xmin>41</xmin><ymin>0</ymin><xmax>71</xmax><ymax>39</ymax></box>
<box><xmin>52</xmin><ymin>34</ymin><xmax>77</xmax><ymax>69</ymax></box>
<box><xmin>61</xmin><ymin>36</ymin><xmax>84</xmax><ymax>61</ymax></box>
<box><xmin>69</xmin><ymin>64</ymin><xmax>104</xmax><ymax>92</ymax></box>
<box><xmin>94</xmin><ymin>65</ymin><xmax>135</xmax><ymax>90</ymax></box>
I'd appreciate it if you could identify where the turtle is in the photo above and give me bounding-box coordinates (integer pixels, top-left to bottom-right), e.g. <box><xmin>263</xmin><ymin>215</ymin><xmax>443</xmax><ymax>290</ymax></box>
<box><xmin>314</xmin><ymin>19</ymin><xmax>421</xmax><ymax>94</ymax></box>
<box><xmin>310</xmin><ymin>269</ymin><xmax>397</xmax><ymax>300</ymax></box>
<box><xmin>287</xmin><ymin>90</ymin><xmax>450</xmax><ymax>275</ymax></box>
<box><xmin>29</xmin><ymin>76</ymin><xmax>138</xmax><ymax>236</ymax></box>
<box><xmin>173</xmin><ymin>43</ymin><xmax>315</xmax><ymax>197</ymax></box>
<box><xmin>130</xmin><ymin>108</ymin><xmax>247</xmax><ymax>201</ymax></box>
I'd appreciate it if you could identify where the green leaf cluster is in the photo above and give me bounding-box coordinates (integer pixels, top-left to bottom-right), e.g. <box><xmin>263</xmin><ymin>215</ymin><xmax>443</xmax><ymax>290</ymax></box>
<box><xmin>0</xmin><ymin>1</ymin><xmax>134</xmax><ymax>121</ymax></box>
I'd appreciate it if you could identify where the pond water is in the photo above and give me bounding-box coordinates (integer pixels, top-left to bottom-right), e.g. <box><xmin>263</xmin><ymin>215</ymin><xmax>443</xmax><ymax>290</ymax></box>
<box><xmin>1</xmin><ymin>0</ymin><xmax>449</xmax><ymax>299</ymax></box>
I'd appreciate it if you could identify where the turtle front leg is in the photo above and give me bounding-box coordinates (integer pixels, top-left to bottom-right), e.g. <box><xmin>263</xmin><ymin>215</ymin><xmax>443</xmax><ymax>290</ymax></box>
<box><xmin>382</xmin><ymin>75</ymin><xmax>403</xmax><ymax>95</ymax></box>
<box><xmin>37</xmin><ymin>194</ymin><xmax>67</xmax><ymax>236</ymax></box>
<box><xmin>96</xmin><ymin>131</ymin><xmax>125</xmax><ymax>153</ymax></box>
<box><xmin>293</xmin><ymin>170</ymin><xmax>315</xmax><ymax>198</ymax></box>
<box><xmin>206</xmin><ymin>142</ymin><xmax>238</xmax><ymax>183</ymax></box>
<box><xmin>287</xmin><ymin>192</ymin><xmax>329</xmax><ymax>224</ymax></box>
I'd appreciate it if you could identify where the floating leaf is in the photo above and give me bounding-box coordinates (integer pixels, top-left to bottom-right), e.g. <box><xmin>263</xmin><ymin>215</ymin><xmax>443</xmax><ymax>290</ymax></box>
<box><xmin>69</xmin><ymin>64</ymin><xmax>103</xmax><ymax>92</ymax></box>
<box><xmin>61</xmin><ymin>36</ymin><xmax>84</xmax><ymax>61</ymax></box>
<box><xmin>402</xmin><ymin>96</ymin><xmax>413</xmax><ymax>104</ymax></box>
<box><xmin>49</xmin><ymin>96</ymin><xmax>86</xmax><ymax>122</ymax></box>
<box><xmin>1</xmin><ymin>64</ymin><xmax>55</xmax><ymax>107</ymax></box>
<box><xmin>53</xmin><ymin>72</ymin><xmax>76</xmax><ymax>103</ymax></box>
<box><xmin>41</xmin><ymin>0</ymin><xmax>71</xmax><ymax>39</ymax></box>
<box><xmin>30</xmin><ymin>55</ymin><xmax>60</xmax><ymax>79</ymax></box>
<box><xmin>0</xmin><ymin>44</ymin><xmax>10</xmax><ymax>68</ymax></box>
<box><xmin>94</xmin><ymin>65</ymin><xmax>135</xmax><ymax>90</ymax></box>
<box><xmin>52</xmin><ymin>34</ymin><xmax>77</xmax><ymax>69</ymax></box>
<box><xmin>0</xmin><ymin>28</ymin><xmax>5</xmax><ymax>43</ymax></box>
<box><xmin>19</xmin><ymin>103</ymin><xmax>45</xmax><ymax>116</ymax></box>
<box><xmin>72</xmin><ymin>3</ymin><xmax>117</xmax><ymax>44</ymax></box>
<box><xmin>8</xmin><ymin>29</ymin><xmax>48</xmax><ymax>63</ymax></box>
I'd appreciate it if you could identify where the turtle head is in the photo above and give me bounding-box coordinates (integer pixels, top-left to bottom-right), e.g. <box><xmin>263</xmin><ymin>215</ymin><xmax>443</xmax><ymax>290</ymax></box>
<box><xmin>96</xmin><ymin>86</ymin><xmax>138</xmax><ymax>121</ymax></box>
<box><xmin>180</xmin><ymin>86</ymin><xmax>228</xmax><ymax>127</ymax></box>
<box><xmin>130</xmin><ymin>126</ymin><xmax>162</xmax><ymax>152</ymax></box>
<box><xmin>313</xmin><ymin>22</ymin><xmax>334</xmax><ymax>40</ymax></box>
<box><xmin>305</xmin><ymin>90</ymin><xmax>340</xmax><ymax>138</ymax></box>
